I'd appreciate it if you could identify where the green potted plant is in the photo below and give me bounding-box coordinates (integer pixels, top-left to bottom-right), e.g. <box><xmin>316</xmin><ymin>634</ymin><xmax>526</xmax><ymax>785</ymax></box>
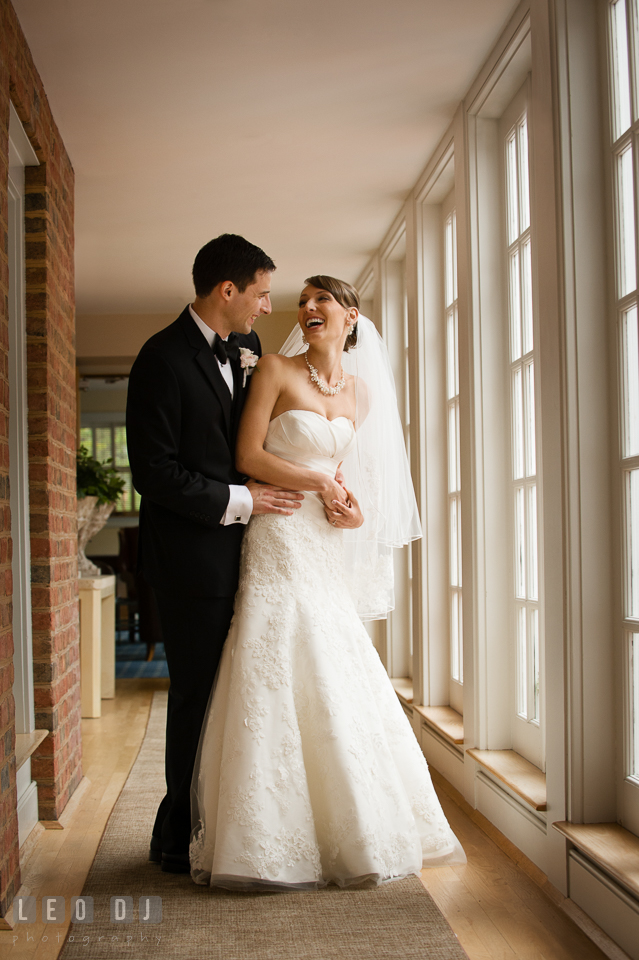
<box><xmin>76</xmin><ymin>446</ymin><xmax>126</xmax><ymax>577</ymax></box>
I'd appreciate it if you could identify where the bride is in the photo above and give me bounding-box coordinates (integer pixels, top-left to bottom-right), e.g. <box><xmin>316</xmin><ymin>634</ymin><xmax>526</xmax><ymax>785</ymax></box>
<box><xmin>189</xmin><ymin>275</ymin><xmax>466</xmax><ymax>889</ymax></box>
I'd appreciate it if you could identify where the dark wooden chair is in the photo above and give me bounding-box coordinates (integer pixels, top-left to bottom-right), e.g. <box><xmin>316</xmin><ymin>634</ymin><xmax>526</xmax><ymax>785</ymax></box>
<box><xmin>118</xmin><ymin>527</ymin><xmax>164</xmax><ymax>662</ymax></box>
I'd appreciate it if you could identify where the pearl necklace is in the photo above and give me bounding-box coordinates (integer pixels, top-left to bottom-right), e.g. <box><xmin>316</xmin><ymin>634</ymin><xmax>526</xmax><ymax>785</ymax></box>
<box><xmin>305</xmin><ymin>354</ymin><xmax>346</xmax><ymax>396</ymax></box>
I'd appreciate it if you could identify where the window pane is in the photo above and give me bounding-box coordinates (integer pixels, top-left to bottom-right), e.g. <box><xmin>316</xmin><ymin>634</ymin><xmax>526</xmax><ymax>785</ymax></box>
<box><xmin>527</xmin><ymin>484</ymin><xmax>538</xmax><ymax>602</ymax></box>
<box><xmin>455</xmin><ymin>400</ymin><xmax>461</xmax><ymax>497</ymax></box>
<box><xmin>524</xmin><ymin>360</ymin><xmax>536</xmax><ymax>477</ymax></box>
<box><xmin>80</xmin><ymin>427</ymin><xmax>93</xmax><ymax>456</ymax></box>
<box><xmin>134</xmin><ymin>489</ymin><xmax>142</xmax><ymax>511</ymax></box>
<box><xmin>631</xmin><ymin>633</ymin><xmax>639</xmax><ymax>777</ymax></box>
<box><xmin>456</xmin><ymin>493</ymin><xmax>462</xmax><ymax>587</ymax></box>
<box><xmin>521</xmin><ymin>238</ymin><xmax>534</xmax><ymax>356</ymax></box>
<box><xmin>95</xmin><ymin>427</ymin><xmax>112</xmax><ymax>464</ymax></box>
<box><xmin>451</xmin><ymin>591</ymin><xmax>463</xmax><ymax>684</ymax></box>
<box><xmin>517</xmin><ymin>605</ymin><xmax>527</xmax><ymax>718</ymax></box>
<box><xmin>117</xmin><ymin>472</ymin><xmax>132</xmax><ymax>513</ymax></box>
<box><xmin>530</xmin><ymin>607</ymin><xmax>540</xmax><ymax>723</ymax></box>
<box><xmin>452</xmin><ymin>211</ymin><xmax>458</xmax><ymax>302</ymax></box>
<box><xmin>451</xmin><ymin>593</ymin><xmax>460</xmax><ymax>681</ymax></box>
<box><xmin>445</xmin><ymin>216</ymin><xmax>454</xmax><ymax>307</ymax></box>
<box><xmin>450</xmin><ymin>498</ymin><xmax>459</xmax><ymax>588</ymax></box>
<box><xmin>448</xmin><ymin>404</ymin><xmax>456</xmax><ymax>493</ymax></box>
<box><xmin>453</xmin><ymin>306</ymin><xmax>459</xmax><ymax>396</ymax></box>
<box><xmin>611</xmin><ymin>0</ymin><xmax>632</xmax><ymax>139</ymax></box>
<box><xmin>515</xmin><ymin>486</ymin><xmax>526</xmax><ymax>599</ymax></box>
<box><xmin>623</xmin><ymin>304</ymin><xmax>639</xmax><ymax>457</ymax></box>
<box><xmin>510</xmin><ymin>249</ymin><xmax>522</xmax><ymax>361</ymax></box>
<box><xmin>627</xmin><ymin>468</ymin><xmax>639</xmax><ymax>618</ymax></box>
<box><xmin>457</xmin><ymin>592</ymin><xmax>463</xmax><ymax>684</ymax></box>
<box><xmin>114</xmin><ymin>425</ymin><xmax>129</xmax><ymax>468</ymax></box>
<box><xmin>446</xmin><ymin>310</ymin><xmax>456</xmax><ymax>400</ymax></box>
<box><xmin>512</xmin><ymin>368</ymin><xmax>524</xmax><ymax>480</ymax></box>
<box><xmin>617</xmin><ymin>145</ymin><xmax>637</xmax><ymax>297</ymax></box>
<box><xmin>506</xmin><ymin>132</ymin><xmax>519</xmax><ymax>244</ymax></box>
<box><xmin>518</xmin><ymin>117</ymin><xmax>530</xmax><ymax>234</ymax></box>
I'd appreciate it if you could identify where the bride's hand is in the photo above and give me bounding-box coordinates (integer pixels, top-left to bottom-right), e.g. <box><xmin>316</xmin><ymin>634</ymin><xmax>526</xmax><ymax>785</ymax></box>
<box><xmin>324</xmin><ymin>489</ymin><xmax>364</xmax><ymax>529</ymax></box>
<box><xmin>335</xmin><ymin>465</ymin><xmax>347</xmax><ymax>490</ymax></box>
<box><xmin>319</xmin><ymin>477</ymin><xmax>348</xmax><ymax>509</ymax></box>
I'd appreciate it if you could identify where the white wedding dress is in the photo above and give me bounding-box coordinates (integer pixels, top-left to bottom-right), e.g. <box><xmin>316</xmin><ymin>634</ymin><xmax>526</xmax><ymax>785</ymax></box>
<box><xmin>190</xmin><ymin>409</ymin><xmax>465</xmax><ymax>890</ymax></box>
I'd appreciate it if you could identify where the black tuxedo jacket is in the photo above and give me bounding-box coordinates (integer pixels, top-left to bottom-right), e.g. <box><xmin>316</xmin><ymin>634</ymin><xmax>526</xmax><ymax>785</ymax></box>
<box><xmin>126</xmin><ymin>307</ymin><xmax>261</xmax><ymax>598</ymax></box>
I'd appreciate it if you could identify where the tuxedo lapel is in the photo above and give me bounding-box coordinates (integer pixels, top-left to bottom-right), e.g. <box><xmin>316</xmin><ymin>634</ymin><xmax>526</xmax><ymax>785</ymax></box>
<box><xmin>178</xmin><ymin>310</ymin><xmax>233</xmax><ymax>436</ymax></box>
<box><xmin>196</xmin><ymin>348</ymin><xmax>233</xmax><ymax>435</ymax></box>
<box><xmin>230</xmin><ymin>358</ymin><xmax>244</xmax><ymax>427</ymax></box>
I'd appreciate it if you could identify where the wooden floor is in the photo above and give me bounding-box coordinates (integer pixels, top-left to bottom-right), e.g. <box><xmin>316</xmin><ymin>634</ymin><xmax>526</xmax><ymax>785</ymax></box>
<box><xmin>420</xmin><ymin>776</ymin><xmax>615</xmax><ymax>960</ymax></box>
<box><xmin>0</xmin><ymin>679</ymin><xmax>169</xmax><ymax>960</ymax></box>
<box><xmin>0</xmin><ymin>678</ymin><xmax>615</xmax><ymax>960</ymax></box>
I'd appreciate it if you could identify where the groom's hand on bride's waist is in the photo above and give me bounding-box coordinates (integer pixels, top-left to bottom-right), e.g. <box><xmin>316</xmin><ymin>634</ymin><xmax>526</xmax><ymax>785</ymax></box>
<box><xmin>245</xmin><ymin>480</ymin><xmax>304</xmax><ymax>516</ymax></box>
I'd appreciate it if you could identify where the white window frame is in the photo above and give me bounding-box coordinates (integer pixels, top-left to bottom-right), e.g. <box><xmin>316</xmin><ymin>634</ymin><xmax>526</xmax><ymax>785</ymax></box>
<box><xmin>443</xmin><ymin>190</ymin><xmax>464</xmax><ymax>712</ymax></box>
<box><xmin>500</xmin><ymin>81</ymin><xmax>545</xmax><ymax>769</ymax></box>
<box><xmin>607</xmin><ymin>0</ymin><xmax>639</xmax><ymax>833</ymax></box>
<box><xmin>8</xmin><ymin>102</ymin><xmax>40</xmax><ymax>846</ymax></box>
<box><xmin>380</xmin><ymin>228</ymin><xmax>413</xmax><ymax>681</ymax></box>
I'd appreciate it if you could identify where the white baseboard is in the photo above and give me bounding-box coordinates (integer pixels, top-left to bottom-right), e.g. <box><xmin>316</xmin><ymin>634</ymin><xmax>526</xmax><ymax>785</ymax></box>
<box><xmin>16</xmin><ymin>779</ymin><xmax>39</xmax><ymax>849</ymax></box>
<box><xmin>420</xmin><ymin>722</ymin><xmax>465</xmax><ymax>794</ymax></box>
<box><xmin>474</xmin><ymin>770</ymin><xmax>548</xmax><ymax>872</ymax></box>
<box><xmin>568</xmin><ymin>850</ymin><xmax>639</xmax><ymax>960</ymax></box>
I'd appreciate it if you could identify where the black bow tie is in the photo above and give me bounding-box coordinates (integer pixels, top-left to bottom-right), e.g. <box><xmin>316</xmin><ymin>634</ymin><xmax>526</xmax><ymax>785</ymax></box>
<box><xmin>213</xmin><ymin>332</ymin><xmax>239</xmax><ymax>364</ymax></box>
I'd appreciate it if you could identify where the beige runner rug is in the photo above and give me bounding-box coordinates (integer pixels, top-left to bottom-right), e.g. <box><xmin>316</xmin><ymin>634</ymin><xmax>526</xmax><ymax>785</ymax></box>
<box><xmin>58</xmin><ymin>691</ymin><xmax>468</xmax><ymax>960</ymax></box>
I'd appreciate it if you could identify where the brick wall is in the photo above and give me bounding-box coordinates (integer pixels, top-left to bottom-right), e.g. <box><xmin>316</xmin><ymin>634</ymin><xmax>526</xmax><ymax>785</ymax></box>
<box><xmin>0</xmin><ymin>0</ymin><xmax>77</xmax><ymax>917</ymax></box>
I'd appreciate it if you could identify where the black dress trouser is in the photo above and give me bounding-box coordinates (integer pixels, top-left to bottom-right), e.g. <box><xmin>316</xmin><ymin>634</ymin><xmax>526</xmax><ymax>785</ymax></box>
<box><xmin>151</xmin><ymin>590</ymin><xmax>235</xmax><ymax>856</ymax></box>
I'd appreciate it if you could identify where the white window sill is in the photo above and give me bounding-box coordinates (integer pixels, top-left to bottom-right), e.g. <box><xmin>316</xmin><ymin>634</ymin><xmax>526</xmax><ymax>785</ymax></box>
<box><xmin>467</xmin><ymin>748</ymin><xmax>546</xmax><ymax>811</ymax></box>
<box><xmin>553</xmin><ymin>821</ymin><xmax>639</xmax><ymax>902</ymax></box>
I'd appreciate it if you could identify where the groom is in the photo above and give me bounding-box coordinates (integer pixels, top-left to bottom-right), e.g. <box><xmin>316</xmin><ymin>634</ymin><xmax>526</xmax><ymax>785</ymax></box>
<box><xmin>126</xmin><ymin>233</ymin><xmax>303</xmax><ymax>873</ymax></box>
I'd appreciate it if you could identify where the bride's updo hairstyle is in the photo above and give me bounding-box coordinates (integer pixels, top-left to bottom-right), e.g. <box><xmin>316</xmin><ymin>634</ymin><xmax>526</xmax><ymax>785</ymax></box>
<box><xmin>305</xmin><ymin>275</ymin><xmax>360</xmax><ymax>352</ymax></box>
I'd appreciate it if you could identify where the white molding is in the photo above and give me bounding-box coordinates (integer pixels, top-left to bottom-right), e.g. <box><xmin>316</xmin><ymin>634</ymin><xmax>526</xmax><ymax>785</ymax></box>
<box><xmin>8</xmin><ymin>102</ymin><xmax>38</xmax><ymax>169</ymax></box>
<box><xmin>414</xmin><ymin>131</ymin><xmax>455</xmax><ymax>204</ymax></box>
<box><xmin>465</xmin><ymin>3</ymin><xmax>531</xmax><ymax>116</ymax></box>
<box><xmin>552</xmin><ymin>0</ymin><xmax>616</xmax><ymax>824</ymax></box>
<box><xmin>475</xmin><ymin>771</ymin><xmax>549</xmax><ymax>870</ymax></box>
<box><xmin>569</xmin><ymin>850</ymin><xmax>639</xmax><ymax>960</ymax></box>
<box><xmin>16</xmin><ymin>779</ymin><xmax>39</xmax><ymax>850</ymax></box>
<box><xmin>8</xmin><ymin>118</ymin><xmax>35</xmax><ymax>739</ymax></box>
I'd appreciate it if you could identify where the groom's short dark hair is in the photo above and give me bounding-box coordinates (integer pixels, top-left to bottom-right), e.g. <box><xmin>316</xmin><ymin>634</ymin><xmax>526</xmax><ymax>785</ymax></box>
<box><xmin>192</xmin><ymin>234</ymin><xmax>276</xmax><ymax>297</ymax></box>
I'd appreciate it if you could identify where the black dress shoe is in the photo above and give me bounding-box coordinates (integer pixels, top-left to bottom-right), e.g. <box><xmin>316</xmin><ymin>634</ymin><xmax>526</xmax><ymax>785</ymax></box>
<box><xmin>149</xmin><ymin>838</ymin><xmax>162</xmax><ymax>864</ymax></box>
<box><xmin>161</xmin><ymin>852</ymin><xmax>191</xmax><ymax>874</ymax></box>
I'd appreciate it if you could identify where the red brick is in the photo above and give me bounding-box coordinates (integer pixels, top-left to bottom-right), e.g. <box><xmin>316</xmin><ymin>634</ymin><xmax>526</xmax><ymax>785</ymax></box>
<box><xmin>0</xmin><ymin>0</ymin><xmax>79</xmax><ymax>917</ymax></box>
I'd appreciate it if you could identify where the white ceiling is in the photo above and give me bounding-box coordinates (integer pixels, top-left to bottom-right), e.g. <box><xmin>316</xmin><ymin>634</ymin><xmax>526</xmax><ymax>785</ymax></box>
<box><xmin>12</xmin><ymin>0</ymin><xmax>517</xmax><ymax>313</ymax></box>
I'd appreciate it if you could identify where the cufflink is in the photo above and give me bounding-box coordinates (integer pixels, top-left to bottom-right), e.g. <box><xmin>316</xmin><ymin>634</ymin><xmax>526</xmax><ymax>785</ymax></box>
<box><xmin>235</xmin><ymin>515</ymin><xmax>242</xmax><ymax>522</ymax></box>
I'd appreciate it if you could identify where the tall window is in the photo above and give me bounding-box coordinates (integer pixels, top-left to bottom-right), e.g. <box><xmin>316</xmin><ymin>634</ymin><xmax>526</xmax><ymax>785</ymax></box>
<box><xmin>80</xmin><ymin>424</ymin><xmax>140</xmax><ymax>514</ymax></box>
<box><xmin>504</xmin><ymin>102</ymin><xmax>542</xmax><ymax>757</ymax></box>
<box><xmin>610</xmin><ymin>0</ymin><xmax>639</xmax><ymax>787</ymax></box>
<box><xmin>382</xmin><ymin>249</ymin><xmax>413</xmax><ymax>679</ymax></box>
<box><xmin>445</xmin><ymin>210</ymin><xmax>463</xmax><ymax>685</ymax></box>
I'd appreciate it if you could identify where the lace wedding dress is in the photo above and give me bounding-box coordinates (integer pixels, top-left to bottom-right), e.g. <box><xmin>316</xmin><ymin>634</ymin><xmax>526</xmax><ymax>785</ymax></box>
<box><xmin>190</xmin><ymin>409</ymin><xmax>466</xmax><ymax>890</ymax></box>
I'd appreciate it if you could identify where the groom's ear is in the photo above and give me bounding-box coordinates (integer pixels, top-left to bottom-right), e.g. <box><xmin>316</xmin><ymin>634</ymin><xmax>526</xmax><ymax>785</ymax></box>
<box><xmin>218</xmin><ymin>280</ymin><xmax>235</xmax><ymax>302</ymax></box>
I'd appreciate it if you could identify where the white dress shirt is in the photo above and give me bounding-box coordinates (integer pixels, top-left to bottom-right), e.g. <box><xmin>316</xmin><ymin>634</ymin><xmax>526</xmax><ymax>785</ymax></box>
<box><xmin>189</xmin><ymin>305</ymin><xmax>253</xmax><ymax>526</ymax></box>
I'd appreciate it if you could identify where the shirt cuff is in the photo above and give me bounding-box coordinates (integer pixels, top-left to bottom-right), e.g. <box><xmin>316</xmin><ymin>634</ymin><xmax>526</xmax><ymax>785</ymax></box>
<box><xmin>220</xmin><ymin>484</ymin><xmax>253</xmax><ymax>525</ymax></box>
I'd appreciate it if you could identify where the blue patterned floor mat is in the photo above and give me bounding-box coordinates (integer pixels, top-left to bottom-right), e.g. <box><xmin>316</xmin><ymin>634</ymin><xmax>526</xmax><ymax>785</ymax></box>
<box><xmin>116</xmin><ymin>659</ymin><xmax>169</xmax><ymax>679</ymax></box>
<box><xmin>115</xmin><ymin>641</ymin><xmax>169</xmax><ymax>679</ymax></box>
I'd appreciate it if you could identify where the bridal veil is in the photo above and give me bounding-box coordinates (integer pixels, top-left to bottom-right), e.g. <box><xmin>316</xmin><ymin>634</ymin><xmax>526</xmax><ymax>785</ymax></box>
<box><xmin>280</xmin><ymin>314</ymin><xmax>422</xmax><ymax>619</ymax></box>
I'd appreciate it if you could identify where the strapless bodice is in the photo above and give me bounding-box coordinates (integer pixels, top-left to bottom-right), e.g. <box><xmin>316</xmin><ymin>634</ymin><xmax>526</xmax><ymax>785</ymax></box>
<box><xmin>264</xmin><ymin>410</ymin><xmax>356</xmax><ymax>522</ymax></box>
<box><xmin>265</xmin><ymin>409</ymin><xmax>356</xmax><ymax>472</ymax></box>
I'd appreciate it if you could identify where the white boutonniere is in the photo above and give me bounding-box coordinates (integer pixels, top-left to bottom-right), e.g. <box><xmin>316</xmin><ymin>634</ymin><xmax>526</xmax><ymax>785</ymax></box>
<box><xmin>239</xmin><ymin>348</ymin><xmax>259</xmax><ymax>387</ymax></box>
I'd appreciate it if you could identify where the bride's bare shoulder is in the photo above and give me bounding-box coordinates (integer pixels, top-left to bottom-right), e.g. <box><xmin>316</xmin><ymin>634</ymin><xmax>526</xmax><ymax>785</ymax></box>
<box><xmin>254</xmin><ymin>352</ymin><xmax>298</xmax><ymax>378</ymax></box>
<box><xmin>256</xmin><ymin>353</ymin><xmax>305</xmax><ymax>376</ymax></box>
